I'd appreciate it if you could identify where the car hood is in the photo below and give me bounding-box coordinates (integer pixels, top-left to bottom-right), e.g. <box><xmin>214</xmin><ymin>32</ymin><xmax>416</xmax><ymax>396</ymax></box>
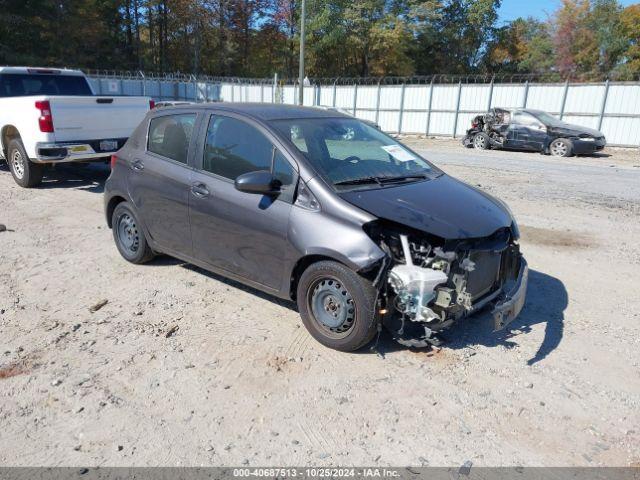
<box><xmin>339</xmin><ymin>175</ymin><xmax>514</xmax><ymax>240</ymax></box>
<box><xmin>548</xmin><ymin>122</ymin><xmax>603</xmax><ymax>137</ymax></box>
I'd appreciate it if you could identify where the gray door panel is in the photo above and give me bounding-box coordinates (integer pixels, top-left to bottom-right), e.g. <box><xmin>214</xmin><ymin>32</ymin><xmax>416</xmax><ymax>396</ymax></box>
<box><xmin>127</xmin><ymin>154</ymin><xmax>192</xmax><ymax>255</ymax></box>
<box><xmin>189</xmin><ymin>173</ymin><xmax>291</xmax><ymax>289</ymax></box>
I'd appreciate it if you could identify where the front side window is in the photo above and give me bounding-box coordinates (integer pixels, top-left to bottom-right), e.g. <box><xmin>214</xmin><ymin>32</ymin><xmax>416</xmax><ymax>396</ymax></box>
<box><xmin>203</xmin><ymin>115</ymin><xmax>296</xmax><ymax>200</ymax></box>
<box><xmin>273</xmin><ymin>117</ymin><xmax>441</xmax><ymax>189</ymax></box>
<box><xmin>148</xmin><ymin>114</ymin><xmax>196</xmax><ymax>164</ymax></box>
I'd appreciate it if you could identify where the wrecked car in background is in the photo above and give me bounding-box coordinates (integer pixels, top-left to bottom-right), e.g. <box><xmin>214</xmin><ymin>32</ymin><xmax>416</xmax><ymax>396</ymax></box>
<box><xmin>105</xmin><ymin>104</ymin><xmax>527</xmax><ymax>351</ymax></box>
<box><xmin>463</xmin><ymin>108</ymin><xmax>606</xmax><ymax>157</ymax></box>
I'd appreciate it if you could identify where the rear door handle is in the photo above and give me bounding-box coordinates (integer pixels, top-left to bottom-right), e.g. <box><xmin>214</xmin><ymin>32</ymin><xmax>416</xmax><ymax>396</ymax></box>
<box><xmin>131</xmin><ymin>160</ymin><xmax>144</xmax><ymax>171</ymax></box>
<box><xmin>190</xmin><ymin>183</ymin><xmax>210</xmax><ymax>198</ymax></box>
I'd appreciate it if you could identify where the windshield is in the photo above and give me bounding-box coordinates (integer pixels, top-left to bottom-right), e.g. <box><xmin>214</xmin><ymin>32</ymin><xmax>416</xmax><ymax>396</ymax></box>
<box><xmin>273</xmin><ymin>117</ymin><xmax>441</xmax><ymax>189</ymax></box>
<box><xmin>529</xmin><ymin>110</ymin><xmax>564</xmax><ymax>127</ymax></box>
<box><xmin>0</xmin><ymin>74</ymin><xmax>93</xmax><ymax>97</ymax></box>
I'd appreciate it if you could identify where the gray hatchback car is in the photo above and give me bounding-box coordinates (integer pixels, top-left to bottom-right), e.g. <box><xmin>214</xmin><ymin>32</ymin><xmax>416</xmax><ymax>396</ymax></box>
<box><xmin>105</xmin><ymin>103</ymin><xmax>528</xmax><ymax>351</ymax></box>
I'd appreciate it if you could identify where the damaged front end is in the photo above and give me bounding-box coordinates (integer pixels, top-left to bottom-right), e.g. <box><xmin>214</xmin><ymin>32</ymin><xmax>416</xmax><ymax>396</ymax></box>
<box><xmin>366</xmin><ymin>222</ymin><xmax>528</xmax><ymax>347</ymax></box>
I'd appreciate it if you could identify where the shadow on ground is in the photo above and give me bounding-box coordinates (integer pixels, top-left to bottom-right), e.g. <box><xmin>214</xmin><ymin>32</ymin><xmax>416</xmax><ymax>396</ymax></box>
<box><xmin>443</xmin><ymin>269</ymin><xmax>567</xmax><ymax>365</ymax></box>
<box><xmin>0</xmin><ymin>161</ymin><xmax>110</xmax><ymax>193</ymax></box>
<box><xmin>145</xmin><ymin>254</ymin><xmax>567</xmax><ymax>362</ymax></box>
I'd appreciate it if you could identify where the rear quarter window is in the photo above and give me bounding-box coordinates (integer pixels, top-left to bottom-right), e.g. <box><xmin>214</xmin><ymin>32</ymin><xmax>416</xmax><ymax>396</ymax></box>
<box><xmin>0</xmin><ymin>74</ymin><xmax>93</xmax><ymax>97</ymax></box>
<box><xmin>147</xmin><ymin>114</ymin><xmax>196</xmax><ymax>164</ymax></box>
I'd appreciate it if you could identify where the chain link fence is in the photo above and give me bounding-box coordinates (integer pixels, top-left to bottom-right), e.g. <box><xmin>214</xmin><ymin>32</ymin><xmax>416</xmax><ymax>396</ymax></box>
<box><xmin>85</xmin><ymin>70</ymin><xmax>640</xmax><ymax>147</ymax></box>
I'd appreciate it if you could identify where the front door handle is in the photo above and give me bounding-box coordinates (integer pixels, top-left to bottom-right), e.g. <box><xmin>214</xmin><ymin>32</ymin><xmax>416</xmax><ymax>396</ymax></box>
<box><xmin>190</xmin><ymin>183</ymin><xmax>210</xmax><ymax>198</ymax></box>
<box><xmin>131</xmin><ymin>160</ymin><xmax>144</xmax><ymax>171</ymax></box>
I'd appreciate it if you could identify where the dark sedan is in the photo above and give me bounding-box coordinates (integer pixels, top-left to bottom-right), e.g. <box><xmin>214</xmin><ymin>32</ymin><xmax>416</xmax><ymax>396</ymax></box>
<box><xmin>463</xmin><ymin>108</ymin><xmax>606</xmax><ymax>157</ymax></box>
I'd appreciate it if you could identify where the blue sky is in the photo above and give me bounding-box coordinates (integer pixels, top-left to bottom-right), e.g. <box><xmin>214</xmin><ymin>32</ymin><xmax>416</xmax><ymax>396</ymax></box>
<box><xmin>498</xmin><ymin>0</ymin><xmax>638</xmax><ymax>24</ymax></box>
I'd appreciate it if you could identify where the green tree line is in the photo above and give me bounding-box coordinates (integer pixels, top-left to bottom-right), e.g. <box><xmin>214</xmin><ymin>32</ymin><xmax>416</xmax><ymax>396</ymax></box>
<box><xmin>0</xmin><ymin>0</ymin><xmax>638</xmax><ymax>80</ymax></box>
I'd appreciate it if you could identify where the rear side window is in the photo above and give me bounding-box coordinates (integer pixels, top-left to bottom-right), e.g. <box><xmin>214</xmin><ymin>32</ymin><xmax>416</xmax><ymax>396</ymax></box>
<box><xmin>147</xmin><ymin>114</ymin><xmax>196</xmax><ymax>164</ymax></box>
<box><xmin>0</xmin><ymin>74</ymin><xmax>93</xmax><ymax>97</ymax></box>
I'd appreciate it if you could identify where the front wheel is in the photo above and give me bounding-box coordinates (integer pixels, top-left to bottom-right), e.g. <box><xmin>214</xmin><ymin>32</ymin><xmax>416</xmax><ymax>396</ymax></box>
<box><xmin>7</xmin><ymin>139</ymin><xmax>44</xmax><ymax>188</ymax></box>
<box><xmin>549</xmin><ymin>138</ymin><xmax>573</xmax><ymax>157</ymax></box>
<box><xmin>297</xmin><ymin>261</ymin><xmax>378</xmax><ymax>352</ymax></box>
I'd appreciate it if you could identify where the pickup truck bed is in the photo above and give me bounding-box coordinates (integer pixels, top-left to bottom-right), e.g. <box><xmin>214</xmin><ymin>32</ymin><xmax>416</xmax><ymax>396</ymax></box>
<box><xmin>0</xmin><ymin>66</ymin><xmax>151</xmax><ymax>187</ymax></box>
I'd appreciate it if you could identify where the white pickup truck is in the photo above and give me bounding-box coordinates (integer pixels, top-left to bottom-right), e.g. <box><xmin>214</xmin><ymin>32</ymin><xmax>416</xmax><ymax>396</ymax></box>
<box><xmin>0</xmin><ymin>66</ymin><xmax>152</xmax><ymax>187</ymax></box>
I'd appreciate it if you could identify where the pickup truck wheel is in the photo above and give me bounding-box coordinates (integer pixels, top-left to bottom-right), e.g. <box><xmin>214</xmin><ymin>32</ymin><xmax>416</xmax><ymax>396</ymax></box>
<box><xmin>7</xmin><ymin>139</ymin><xmax>44</xmax><ymax>188</ymax></box>
<box><xmin>550</xmin><ymin>138</ymin><xmax>573</xmax><ymax>157</ymax></box>
<box><xmin>111</xmin><ymin>202</ymin><xmax>154</xmax><ymax>264</ymax></box>
<box><xmin>473</xmin><ymin>132</ymin><xmax>490</xmax><ymax>150</ymax></box>
<box><xmin>297</xmin><ymin>261</ymin><xmax>378</xmax><ymax>352</ymax></box>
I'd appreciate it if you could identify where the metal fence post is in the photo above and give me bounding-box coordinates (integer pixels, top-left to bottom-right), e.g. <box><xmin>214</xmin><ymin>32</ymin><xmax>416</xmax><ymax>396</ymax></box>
<box><xmin>426</xmin><ymin>77</ymin><xmax>434</xmax><ymax>136</ymax></box>
<box><xmin>193</xmin><ymin>75</ymin><xmax>198</xmax><ymax>102</ymax></box>
<box><xmin>597</xmin><ymin>79</ymin><xmax>610</xmax><ymax>131</ymax></box>
<box><xmin>522</xmin><ymin>80</ymin><xmax>530</xmax><ymax>108</ymax></box>
<box><xmin>273</xmin><ymin>73</ymin><xmax>277</xmax><ymax>103</ymax></box>
<box><xmin>332</xmin><ymin>80</ymin><xmax>337</xmax><ymax>107</ymax></box>
<box><xmin>487</xmin><ymin>76</ymin><xmax>495</xmax><ymax>110</ymax></box>
<box><xmin>352</xmin><ymin>82</ymin><xmax>358</xmax><ymax>116</ymax></box>
<box><xmin>375</xmin><ymin>80</ymin><xmax>382</xmax><ymax>126</ymax></box>
<box><xmin>231</xmin><ymin>81</ymin><xmax>235</xmax><ymax>102</ymax></box>
<box><xmin>397</xmin><ymin>82</ymin><xmax>406</xmax><ymax>134</ymax></box>
<box><xmin>139</xmin><ymin>71</ymin><xmax>146</xmax><ymax>96</ymax></box>
<box><xmin>452</xmin><ymin>80</ymin><xmax>463</xmax><ymax>138</ymax></box>
<box><xmin>559</xmin><ymin>79</ymin><xmax>569</xmax><ymax>119</ymax></box>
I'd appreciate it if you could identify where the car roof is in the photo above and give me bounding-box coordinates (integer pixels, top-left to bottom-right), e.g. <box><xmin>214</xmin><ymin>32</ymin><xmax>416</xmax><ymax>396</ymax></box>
<box><xmin>164</xmin><ymin>102</ymin><xmax>353</xmax><ymax>121</ymax></box>
<box><xmin>0</xmin><ymin>66</ymin><xmax>84</xmax><ymax>76</ymax></box>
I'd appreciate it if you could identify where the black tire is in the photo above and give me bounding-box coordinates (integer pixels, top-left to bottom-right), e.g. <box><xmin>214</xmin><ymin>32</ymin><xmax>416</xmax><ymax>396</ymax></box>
<box><xmin>549</xmin><ymin>138</ymin><xmax>573</xmax><ymax>157</ymax></box>
<box><xmin>7</xmin><ymin>139</ymin><xmax>44</xmax><ymax>188</ymax></box>
<box><xmin>297</xmin><ymin>260</ymin><xmax>378</xmax><ymax>352</ymax></box>
<box><xmin>473</xmin><ymin>132</ymin><xmax>490</xmax><ymax>150</ymax></box>
<box><xmin>111</xmin><ymin>202</ymin><xmax>154</xmax><ymax>264</ymax></box>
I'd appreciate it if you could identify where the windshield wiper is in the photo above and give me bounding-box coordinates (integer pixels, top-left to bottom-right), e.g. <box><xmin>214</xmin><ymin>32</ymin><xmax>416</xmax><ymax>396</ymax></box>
<box><xmin>334</xmin><ymin>174</ymin><xmax>428</xmax><ymax>187</ymax></box>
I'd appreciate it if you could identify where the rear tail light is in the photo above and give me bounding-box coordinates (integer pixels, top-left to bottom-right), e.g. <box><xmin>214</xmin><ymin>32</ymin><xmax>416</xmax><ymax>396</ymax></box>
<box><xmin>110</xmin><ymin>154</ymin><xmax>118</xmax><ymax>169</ymax></box>
<box><xmin>35</xmin><ymin>100</ymin><xmax>54</xmax><ymax>133</ymax></box>
<box><xmin>149</xmin><ymin>99</ymin><xmax>155</xmax><ymax>110</ymax></box>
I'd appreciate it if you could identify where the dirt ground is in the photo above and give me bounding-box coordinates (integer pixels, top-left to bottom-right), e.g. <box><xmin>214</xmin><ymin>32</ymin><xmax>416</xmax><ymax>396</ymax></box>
<box><xmin>0</xmin><ymin>139</ymin><xmax>639</xmax><ymax>467</ymax></box>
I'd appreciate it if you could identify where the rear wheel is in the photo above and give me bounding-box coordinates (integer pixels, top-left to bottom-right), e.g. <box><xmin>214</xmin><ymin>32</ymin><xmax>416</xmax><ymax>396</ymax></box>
<box><xmin>550</xmin><ymin>138</ymin><xmax>573</xmax><ymax>157</ymax></box>
<box><xmin>111</xmin><ymin>202</ymin><xmax>154</xmax><ymax>264</ymax></box>
<box><xmin>473</xmin><ymin>132</ymin><xmax>490</xmax><ymax>150</ymax></box>
<box><xmin>297</xmin><ymin>261</ymin><xmax>378</xmax><ymax>352</ymax></box>
<box><xmin>7</xmin><ymin>139</ymin><xmax>44</xmax><ymax>188</ymax></box>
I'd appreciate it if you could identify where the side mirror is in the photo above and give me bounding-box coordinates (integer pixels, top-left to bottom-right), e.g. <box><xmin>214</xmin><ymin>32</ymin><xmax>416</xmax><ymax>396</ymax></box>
<box><xmin>234</xmin><ymin>170</ymin><xmax>281</xmax><ymax>195</ymax></box>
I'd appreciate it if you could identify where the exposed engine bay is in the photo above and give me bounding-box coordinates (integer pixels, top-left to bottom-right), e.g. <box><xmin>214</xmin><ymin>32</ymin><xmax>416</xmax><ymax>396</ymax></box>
<box><xmin>367</xmin><ymin>222</ymin><xmax>527</xmax><ymax>348</ymax></box>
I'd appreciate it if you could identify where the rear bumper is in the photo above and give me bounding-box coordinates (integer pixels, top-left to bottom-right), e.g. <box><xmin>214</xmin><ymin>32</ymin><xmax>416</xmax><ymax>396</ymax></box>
<box><xmin>492</xmin><ymin>259</ymin><xmax>528</xmax><ymax>331</ymax></box>
<box><xmin>34</xmin><ymin>138</ymin><xmax>127</xmax><ymax>163</ymax></box>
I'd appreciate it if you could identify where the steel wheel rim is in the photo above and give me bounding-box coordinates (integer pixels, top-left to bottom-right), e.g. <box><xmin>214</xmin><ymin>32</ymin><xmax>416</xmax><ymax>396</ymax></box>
<box><xmin>117</xmin><ymin>213</ymin><xmax>140</xmax><ymax>254</ymax></box>
<box><xmin>308</xmin><ymin>277</ymin><xmax>356</xmax><ymax>339</ymax></box>
<box><xmin>551</xmin><ymin>141</ymin><xmax>567</xmax><ymax>156</ymax></box>
<box><xmin>474</xmin><ymin>134</ymin><xmax>486</xmax><ymax>149</ymax></box>
<box><xmin>11</xmin><ymin>150</ymin><xmax>25</xmax><ymax>179</ymax></box>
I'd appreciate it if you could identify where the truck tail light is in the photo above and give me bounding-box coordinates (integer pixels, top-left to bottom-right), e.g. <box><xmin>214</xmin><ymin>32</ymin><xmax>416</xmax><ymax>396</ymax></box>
<box><xmin>110</xmin><ymin>154</ymin><xmax>118</xmax><ymax>169</ymax></box>
<box><xmin>35</xmin><ymin>100</ymin><xmax>54</xmax><ymax>133</ymax></box>
<box><xmin>149</xmin><ymin>99</ymin><xmax>155</xmax><ymax>110</ymax></box>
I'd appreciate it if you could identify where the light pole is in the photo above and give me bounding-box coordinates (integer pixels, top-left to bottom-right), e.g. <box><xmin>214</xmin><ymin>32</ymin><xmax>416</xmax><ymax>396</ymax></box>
<box><xmin>298</xmin><ymin>0</ymin><xmax>306</xmax><ymax>106</ymax></box>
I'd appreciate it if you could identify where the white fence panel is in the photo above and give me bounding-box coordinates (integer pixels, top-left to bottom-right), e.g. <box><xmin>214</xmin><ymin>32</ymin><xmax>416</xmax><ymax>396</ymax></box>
<box><xmin>527</xmin><ymin>85</ymin><xmax>565</xmax><ymax>112</ymax></box>
<box><xmin>564</xmin><ymin>85</ymin><xmax>604</xmax><ymax>114</ymax></box>
<box><xmin>90</xmin><ymin>73</ymin><xmax>640</xmax><ymax>146</ymax></box>
<box><xmin>402</xmin><ymin>111</ymin><xmax>428</xmax><ymax>134</ymax></box>
<box><xmin>605</xmin><ymin>84</ymin><xmax>640</xmax><ymax>115</ymax></box>
<box><xmin>335</xmin><ymin>86</ymin><xmax>354</xmax><ymax>109</ymax></box>
<box><xmin>431</xmin><ymin>85</ymin><xmax>459</xmax><ymax>111</ymax></box>
<box><xmin>460</xmin><ymin>84</ymin><xmax>491</xmax><ymax>111</ymax></box>
<box><xmin>356</xmin><ymin>86</ymin><xmax>379</xmax><ymax>109</ymax></box>
<box><xmin>404</xmin><ymin>85</ymin><xmax>430</xmax><ymax>111</ymax></box>
<box><xmin>379</xmin><ymin>85</ymin><xmax>403</xmax><ymax>110</ymax></box>
<box><xmin>491</xmin><ymin>85</ymin><xmax>524</xmax><ymax>109</ymax></box>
